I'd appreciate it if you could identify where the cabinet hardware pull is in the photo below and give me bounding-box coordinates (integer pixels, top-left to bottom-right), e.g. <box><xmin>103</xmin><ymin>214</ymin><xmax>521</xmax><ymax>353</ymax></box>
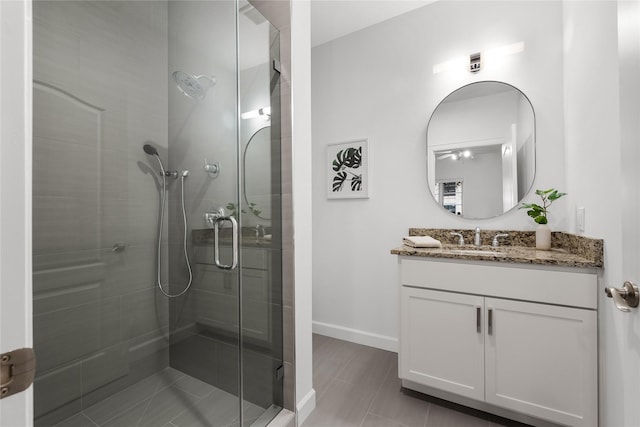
<box><xmin>488</xmin><ymin>308</ymin><xmax>493</xmax><ymax>335</ymax></box>
<box><xmin>476</xmin><ymin>307</ymin><xmax>481</xmax><ymax>333</ymax></box>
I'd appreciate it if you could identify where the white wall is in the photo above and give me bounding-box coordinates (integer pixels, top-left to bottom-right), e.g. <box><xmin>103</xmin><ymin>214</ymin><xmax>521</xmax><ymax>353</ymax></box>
<box><xmin>435</xmin><ymin>150</ymin><xmax>503</xmax><ymax>219</ymax></box>
<box><xmin>311</xmin><ymin>0</ymin><xmax>564</xmax><ymax>350</ymax></box>
<box><xmin>291</xmin><ymin>0</ymin><xmax>316</xmax><ymax>424</ymax></box>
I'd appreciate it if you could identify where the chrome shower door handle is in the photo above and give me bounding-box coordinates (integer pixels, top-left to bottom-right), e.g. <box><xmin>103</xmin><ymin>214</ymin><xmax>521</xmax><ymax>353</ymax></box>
<box><xmin>213</xmin><ymin>216</ymin><xmax>238</xmax><ymax>270</ymax></box>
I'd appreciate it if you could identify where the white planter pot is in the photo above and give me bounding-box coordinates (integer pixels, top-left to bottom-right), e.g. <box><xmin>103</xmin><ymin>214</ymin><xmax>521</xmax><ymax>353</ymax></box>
<box><xmin>536</xmin><ymin>224</ymin><xmax>551</xmax><ymax>250</ymax></box>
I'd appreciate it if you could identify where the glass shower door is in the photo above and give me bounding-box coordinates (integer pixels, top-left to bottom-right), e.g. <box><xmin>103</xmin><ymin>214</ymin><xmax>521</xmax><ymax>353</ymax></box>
<box><xmin>166</xmin><ymin>1</ymin><xmax>282</xmax><ymax>426</ymax></box>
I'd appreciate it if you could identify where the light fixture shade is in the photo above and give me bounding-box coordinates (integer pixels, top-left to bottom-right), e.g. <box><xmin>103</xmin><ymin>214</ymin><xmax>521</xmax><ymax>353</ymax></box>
<box><xmin>241</xmin><ymin>106</ymin><xmax>271</xmax><ymax>120</ymax></box>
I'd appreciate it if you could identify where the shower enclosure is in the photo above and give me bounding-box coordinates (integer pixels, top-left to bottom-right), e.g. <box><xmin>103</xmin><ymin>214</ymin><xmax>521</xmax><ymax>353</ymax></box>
<box><xmin>31</xmin><ymin>1</ymin><xmax>284</xmax><ymax>426</ymax></box>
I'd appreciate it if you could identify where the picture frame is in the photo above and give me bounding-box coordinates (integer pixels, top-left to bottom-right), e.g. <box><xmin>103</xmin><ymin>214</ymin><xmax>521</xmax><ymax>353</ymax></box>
<box><xmin>326</xmin><ymin>138</ymin><xmax>369</xmax><ymax>199</ymax></box>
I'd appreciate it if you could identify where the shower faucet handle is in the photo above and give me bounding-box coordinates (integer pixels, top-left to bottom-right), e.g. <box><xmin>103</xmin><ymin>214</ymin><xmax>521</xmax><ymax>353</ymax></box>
<box><xmin>205</xmin><ymin>208</ymin><xmax>225</xmax><ymax>229</ymax></box>
<box><xmin>204</xmin><ymin>159</ymin><xmax>220</xmax><ymax>178</ymax></box>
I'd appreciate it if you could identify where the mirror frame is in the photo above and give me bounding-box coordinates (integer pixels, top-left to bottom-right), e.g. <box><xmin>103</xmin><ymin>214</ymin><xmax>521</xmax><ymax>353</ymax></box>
<box><xmin>426</xmin><ymin>80</ymin><xmax>536</xmax><ymax>219</ymax></box>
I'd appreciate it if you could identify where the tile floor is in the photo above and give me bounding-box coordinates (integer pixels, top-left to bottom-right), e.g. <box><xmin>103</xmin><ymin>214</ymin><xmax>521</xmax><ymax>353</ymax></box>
<box><xmin>303</xmin><ymin>334</ymin><xmax>530</xmax><ymax>427</ymax></box>
<box><xmin>52</xmin><ymin>368</ymin><xmax>267</xmax><ymax>427</ymax></box>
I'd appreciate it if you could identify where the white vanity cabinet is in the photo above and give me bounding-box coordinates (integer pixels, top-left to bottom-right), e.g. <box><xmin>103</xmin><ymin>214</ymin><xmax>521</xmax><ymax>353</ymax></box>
<box><xmin>194</xmin><ymin>246</ymin><xmax>272</xmax><ymax>343</ymax></box>
<box><xmin>398</xmin><ymin>256</ymin><xmax>598</xmax><ymax>427</ymax></box>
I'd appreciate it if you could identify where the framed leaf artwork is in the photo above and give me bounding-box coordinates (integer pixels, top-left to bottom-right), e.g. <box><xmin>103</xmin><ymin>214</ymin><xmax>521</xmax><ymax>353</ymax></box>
<box><xmin>326</xmin><ymin>139</ymin><xmax>369</xmax><ymax>199</ymax></box>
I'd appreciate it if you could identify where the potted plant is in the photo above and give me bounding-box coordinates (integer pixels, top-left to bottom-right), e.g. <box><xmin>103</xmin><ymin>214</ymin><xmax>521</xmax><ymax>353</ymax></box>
<box><xmin>520</xmin><ymin>188</ymin><xmax>566</xmax><ymax>250</ymax></box>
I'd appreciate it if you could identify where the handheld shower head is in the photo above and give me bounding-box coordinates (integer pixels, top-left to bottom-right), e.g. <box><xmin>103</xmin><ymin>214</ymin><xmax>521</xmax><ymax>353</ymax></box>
<box><xmin>143</xmin><ymin>144</ymin><xmax>167</xmax><ymax>177</ymax></box>
<box><xmin>143</xmin><ymin>144</ymin><xmax>158</xmax><ymax>156</ymax></box>
<box><xmin>172</xmin><ymin>71</ymin><xmax>216</xmax><ymax>100</ymax></box>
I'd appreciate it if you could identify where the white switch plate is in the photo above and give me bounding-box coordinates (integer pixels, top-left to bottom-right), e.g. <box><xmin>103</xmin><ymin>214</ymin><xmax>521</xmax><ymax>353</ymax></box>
<box><xmin>577</xmin><ymin>206</ymin><xmax>585</xmax><ymax>232</ymax></box>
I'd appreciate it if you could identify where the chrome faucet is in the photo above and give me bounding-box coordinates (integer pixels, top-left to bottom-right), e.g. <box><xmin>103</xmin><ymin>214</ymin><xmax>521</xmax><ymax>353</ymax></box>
<box><xmin>450</xmin><ymin>232</ymin><xmax>465</xmax><ymax>246</ymax></box>
<box><xmin>474</xmin><ymin>227</ymin><xmax>481</xmax><ymax>246</ymax></box>
<box><xmin>492</xmin><ymin>233</ymin><xmax>509</xmax><ymax>247</ymax></box>
<box><xmin>255</xmin><ymin>224</ymin><xmax>265</xmax><ymax>238</ymax></box>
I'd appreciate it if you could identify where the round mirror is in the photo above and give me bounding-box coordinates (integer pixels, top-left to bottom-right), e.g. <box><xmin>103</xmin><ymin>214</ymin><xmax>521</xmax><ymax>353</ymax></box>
<box><xmin>243</xmin><ymin>126</ymin><xmax>271</xmax><ymax>220</ymax></box>
<box><xmin>427</xmin><ymin>81</ymin><xmax>535</xmax><ymax>219</ymax></box>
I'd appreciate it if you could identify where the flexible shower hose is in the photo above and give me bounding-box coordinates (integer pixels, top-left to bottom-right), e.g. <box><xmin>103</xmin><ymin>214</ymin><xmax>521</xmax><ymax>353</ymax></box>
<box><xmin>155</xmin><ymin>170</ymin><xmax>193</xmax><ymax>298</ymax></box>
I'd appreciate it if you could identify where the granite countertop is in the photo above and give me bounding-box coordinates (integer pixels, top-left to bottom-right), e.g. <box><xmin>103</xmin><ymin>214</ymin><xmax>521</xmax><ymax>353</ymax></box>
<box><xmin>391</xmin><ymin>228</ymin><xmax>603</xmax><ymax>269</ymax></box>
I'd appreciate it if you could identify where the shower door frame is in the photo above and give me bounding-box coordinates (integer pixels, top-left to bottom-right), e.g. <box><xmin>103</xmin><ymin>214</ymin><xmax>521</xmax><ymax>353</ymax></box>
<box><xmin>0</xmin><ymin>0</ymin><xmax>34</xmax><ymax>425</ymax></box>
<box><xmin>0</xmin><ymin>1</ymin><xmax>294</xmax><ymax>424</ymax></box>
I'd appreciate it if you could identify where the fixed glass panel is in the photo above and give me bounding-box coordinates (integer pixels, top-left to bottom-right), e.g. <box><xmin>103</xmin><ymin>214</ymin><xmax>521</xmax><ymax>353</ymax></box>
<box><xmin>238</xmin><ymin>3</ymin><xmax>284</xmax><ymax>425</ymax></box>
<box><xmin>32</xmin><ymin>2</ymin><xmax>175</xmax><ymax>425</ymax></box>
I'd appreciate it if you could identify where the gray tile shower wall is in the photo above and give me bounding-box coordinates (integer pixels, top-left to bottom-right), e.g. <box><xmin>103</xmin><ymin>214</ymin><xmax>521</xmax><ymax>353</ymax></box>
<box><xmin>32</xmin><ymin>1</ymin><xmax>170</xmax><ymax>425</ymax></box>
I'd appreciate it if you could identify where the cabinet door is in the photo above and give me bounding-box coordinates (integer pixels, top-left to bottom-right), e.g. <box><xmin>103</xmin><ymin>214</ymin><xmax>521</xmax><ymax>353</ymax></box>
<box><xmin>400</xmin><ymin>287</ymin><xmax>485</xmax><ymax>400</ymax></box>
<box><xmin>485</xmin><ymin>298</ymin><xmax>597</xmax><ymax>427</ymax></box>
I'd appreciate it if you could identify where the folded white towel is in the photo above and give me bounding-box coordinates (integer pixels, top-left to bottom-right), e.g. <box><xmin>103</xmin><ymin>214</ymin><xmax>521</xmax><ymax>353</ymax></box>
<box><xmin>402</xmin><ymin>236</ymin><xmax>442</xmax><ymax>248</ymax></box>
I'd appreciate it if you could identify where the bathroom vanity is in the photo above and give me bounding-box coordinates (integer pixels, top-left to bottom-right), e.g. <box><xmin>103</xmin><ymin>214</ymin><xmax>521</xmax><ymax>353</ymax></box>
<box><xmin>392</xmin><ymin>229</ymin><xmax>603</xmax><ymax>427</ymax></box>
<box><xmin>191</xmin><ymin>229</ymin><xmax>276</xmax><ymax>344</ymax></box>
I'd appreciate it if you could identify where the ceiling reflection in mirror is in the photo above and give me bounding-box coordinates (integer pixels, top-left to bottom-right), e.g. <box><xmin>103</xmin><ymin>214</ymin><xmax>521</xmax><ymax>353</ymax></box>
<box><xmin>427</xmin><ymin>81</ymin><xmax>535</xmax><ymax>219</ymax></box>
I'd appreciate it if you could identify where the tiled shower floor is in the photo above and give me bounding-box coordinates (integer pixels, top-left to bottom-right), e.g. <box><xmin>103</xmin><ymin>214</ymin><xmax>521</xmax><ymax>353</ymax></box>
<box><xmin>52</xmin><ymin>368</ymin><xmax>266</xmax><ymax>427</ymax></box>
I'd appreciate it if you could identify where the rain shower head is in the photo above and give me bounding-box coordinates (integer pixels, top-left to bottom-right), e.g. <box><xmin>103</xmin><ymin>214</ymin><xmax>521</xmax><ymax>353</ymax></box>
<box><xmin>172</xmin><ymin>71</ymin><xmax>216</xmax><ymax>100</ymax></box>
<box><xmin>143</xmin><ymin>144</ymin><xmax>158</xmax><ymax>156</ymax></box>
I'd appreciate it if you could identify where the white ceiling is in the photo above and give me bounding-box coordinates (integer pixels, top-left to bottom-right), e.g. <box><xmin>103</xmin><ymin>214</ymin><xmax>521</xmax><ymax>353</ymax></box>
<box><xmin>310</xmin><ymin>0</ymin><xmax>436</xmax><ymax>47</ymax></box>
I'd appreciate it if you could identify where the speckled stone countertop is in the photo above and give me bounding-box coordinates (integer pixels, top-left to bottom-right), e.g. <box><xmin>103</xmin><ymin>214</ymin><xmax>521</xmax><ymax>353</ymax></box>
<box><xmin>391</xmin><ymin>228</ymin><xmax>603</xmax><ymax>269</ymax></box>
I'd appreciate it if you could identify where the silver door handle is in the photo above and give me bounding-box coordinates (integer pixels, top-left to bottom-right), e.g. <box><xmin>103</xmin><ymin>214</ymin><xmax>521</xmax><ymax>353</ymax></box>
<box><xmin>213</xmin><ymin>215</ymin><xmax>238</xmax><ymax>270</ymax></box>
<box><xmin>605</xmin><ymin>281</ymin><xmax>639</xmax><ymax>312</ymax></box>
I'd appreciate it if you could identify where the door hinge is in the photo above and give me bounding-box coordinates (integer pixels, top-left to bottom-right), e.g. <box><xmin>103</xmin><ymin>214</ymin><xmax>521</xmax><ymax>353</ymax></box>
<box><xmin>275</xmin><ymin>364</ymin><xmax>284</xmax><ymax>381</ymax></box>
<box><xmin>272</xmin><ymin>59</ymin><xmax>281</xmax><ymax>74</ymax></box>
<box><xmin>0</xmin><ymin>348</ymin><xmax>36</xmax><ymax>399</ymax></box>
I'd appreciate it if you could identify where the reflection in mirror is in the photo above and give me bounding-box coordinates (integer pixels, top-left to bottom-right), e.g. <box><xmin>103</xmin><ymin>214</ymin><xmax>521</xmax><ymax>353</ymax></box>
<box><xmin>427</xmin><ymin>81</ymin><xmax>535</xmax><ymax>219</ymax></box>
<box><xmin>243</xmin><ymin>126</ymin><xmax>271</xmax><ymax>220</ymax></box>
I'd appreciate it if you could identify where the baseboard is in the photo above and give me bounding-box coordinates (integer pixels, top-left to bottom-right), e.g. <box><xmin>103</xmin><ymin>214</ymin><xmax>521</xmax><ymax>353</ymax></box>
<box><xmin>296</xmin><ymin>388</ymin><xmax>316</xmax><ymax>426</ymax></box>
<box><xmin>312</xmin><ymin>321</ymin><xmax>398</xmax><ymax>352</ymax></box>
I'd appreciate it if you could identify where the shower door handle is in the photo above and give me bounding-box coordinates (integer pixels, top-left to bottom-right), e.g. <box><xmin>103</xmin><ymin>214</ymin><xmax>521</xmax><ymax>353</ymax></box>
<box><xmin>213</xmin><ymin>216</ymin><xmax>238</xmax><ymax>270</ymax></box>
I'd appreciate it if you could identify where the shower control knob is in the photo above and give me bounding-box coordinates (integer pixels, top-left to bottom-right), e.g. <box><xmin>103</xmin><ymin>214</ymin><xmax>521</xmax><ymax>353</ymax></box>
<box><xmin>204</xmin><ymin>159</ymin><xmax>220</xmax><ymax>178</ymax></box>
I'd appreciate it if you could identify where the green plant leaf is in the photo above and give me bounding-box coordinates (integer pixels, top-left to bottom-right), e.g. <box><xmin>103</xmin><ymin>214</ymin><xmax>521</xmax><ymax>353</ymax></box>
<box><xmin>535</xmin><ymin>216</ymin><xmax>548</xmax><ymax>224</ymax></box>
<box><xmin>548</xmin><ymin>191</ymin><xmax>567</xmax><ymax>201</ymax></box>
<box><xmin>521</xmin><ymin>188</ymin><xmax>566</xmax><ymax>224</ymax></box>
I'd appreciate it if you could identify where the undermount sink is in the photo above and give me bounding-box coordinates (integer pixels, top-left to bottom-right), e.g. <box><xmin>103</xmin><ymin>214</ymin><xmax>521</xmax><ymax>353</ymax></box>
<box><xmin>449</xmin><ymin>249</ymin><xmax>505</xmax><ymax>256</ymax></box>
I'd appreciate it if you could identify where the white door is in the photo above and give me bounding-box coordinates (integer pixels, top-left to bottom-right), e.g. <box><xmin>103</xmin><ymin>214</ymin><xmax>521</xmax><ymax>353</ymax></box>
<box><xmin>400</xmin><ymin>287</ymin><xmax>485</xmax><ymax>400</ymax></box>
<box><xmin>501</xmin><ymin>123</ymin><xmax>517</xmax><ymax>212</ymax></box>
<box><xmin>607</xmin><ymin>1</ymin><xmax>640</xmax><ymax>425</ymax></box>
<box><xmin>0</xmin><ymin>1</ymin><xmax>33</xmax><ymax>426</ymax></box>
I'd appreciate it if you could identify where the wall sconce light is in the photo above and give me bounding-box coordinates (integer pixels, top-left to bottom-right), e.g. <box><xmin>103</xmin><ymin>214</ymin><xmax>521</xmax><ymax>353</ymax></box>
<box><xmin>437</xmin><ymin>150</ymin><xmax>474</xmax><ymax>161</ymax></box>
<box><xmin>241</xmin><ymin>106</ymin><xmax>271</xmax><ymax>120</ymax></box>
<box><xmin>469</xmin><ymin>52</ymin><xmax>481</xmax><ymax>73</ymax></box>
<box><xmin>432</xmin><ymin>42</ymin><xmax>524</xmax><ymax>74</ymax></box>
